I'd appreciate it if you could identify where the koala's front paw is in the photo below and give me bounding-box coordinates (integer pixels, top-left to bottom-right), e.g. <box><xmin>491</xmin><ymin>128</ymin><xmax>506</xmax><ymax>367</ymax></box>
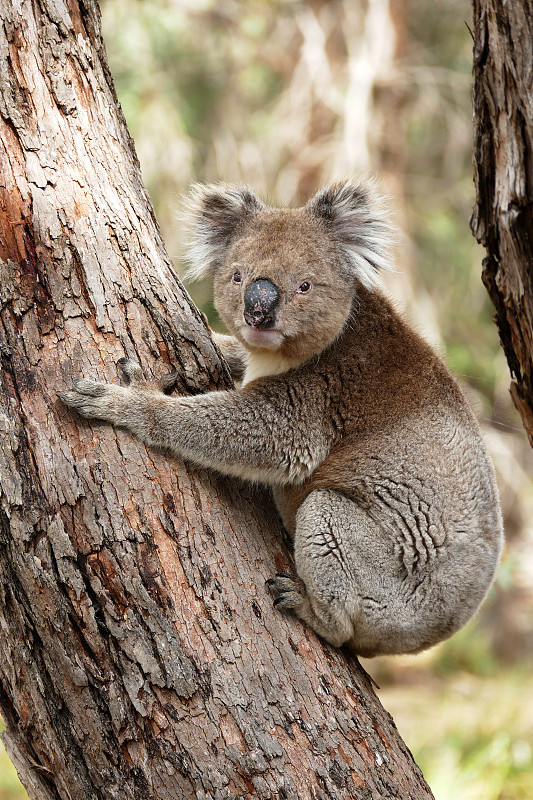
<box><xmin>58</xmin><ymin>359</ymin><xmax>140</xmax><ymax>423</ymax></box>
<box><xmin>58</xmin><ymin>376</ymin><xmax>129</xmax><ymax>424</ymax></box>
<box><xmin>59</xmin><ymin>359</ymin><xmax>179</xmax><ymax>425</ymax></box>
<box><xmin>266</xmin><ymin>572</ymin><xmax>307</xmax><ymax>611</ymax></box>
<box><xmin>117</xmin><ymin>358</ymin><xmax>179</xmax><ymax>394</ymax></box>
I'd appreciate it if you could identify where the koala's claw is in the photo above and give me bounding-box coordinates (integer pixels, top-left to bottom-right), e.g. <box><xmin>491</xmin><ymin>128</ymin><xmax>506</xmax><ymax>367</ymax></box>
<box><xmin>117</xmin><ymin>358</ymin><xmax>178</xmax><ymax>394</ymax></box>
<box><xmin>266</xmin><ymin>572</ymin><xmax>306</xmax><ymax>610</ymax></box>
<box><xmin>117</xmin><ymin>358</ymin><xmax>145</xmax><ymax>386</ymax></box>
<box><xmin>58</xmin><ymin>377</ymin><xmax>109</xmax><ymax>404</ymax></box>
<box><xmin>158</xmin><ymin>370</ymin><xmax>180</xmax><ymax>393</ymax></box>
<box><xmin>59</xmin><ymin>359</ymin><xmax>179</xmax><ymax>422</ymax></box>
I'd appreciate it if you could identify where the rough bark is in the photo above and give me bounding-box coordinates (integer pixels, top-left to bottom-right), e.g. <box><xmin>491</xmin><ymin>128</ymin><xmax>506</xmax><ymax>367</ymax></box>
<box><xmin>0</xmin><ymin>1</ymin><xmax>435</xmax><ymax>798</ymax></box>
<box><xmin>471</xmin><ymin>0</ymin><xmax>533</xmax><ymax>446</ymax></box>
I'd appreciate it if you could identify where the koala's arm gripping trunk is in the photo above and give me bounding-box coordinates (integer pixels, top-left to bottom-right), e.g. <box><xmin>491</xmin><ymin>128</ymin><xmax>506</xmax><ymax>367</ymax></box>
<box><xmin>61</xmin><ymin>372</ymin><xmax>332</xmax><ymax>486</ymax></box>
<box><xmin>133</xmin><ymin>391</ymin><xmax>329</xmax><ymax>484</ymax></box>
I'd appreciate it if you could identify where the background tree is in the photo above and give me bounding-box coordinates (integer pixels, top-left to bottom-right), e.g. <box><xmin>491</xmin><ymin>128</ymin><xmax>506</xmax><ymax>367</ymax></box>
<box><xmin>471</xmin><ymin>0</ymin><xmax>533</xmax><ymax>448</ymax></box>
<box><xmin>0</xmin><ymin>1</ymin><xmax>436</xmax><ymax>798</ymax></box>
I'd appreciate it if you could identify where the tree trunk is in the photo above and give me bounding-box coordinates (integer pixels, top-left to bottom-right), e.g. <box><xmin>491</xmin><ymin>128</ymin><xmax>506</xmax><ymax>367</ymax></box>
<box><xmin>0</xmin><ymin>1</ymin><xmax>435</xmax><ymax>798</ymax></box>
<box><xmin>471</xmin><ymin>0</ymin><xmax>533</xmax><ymax>446</ymax></box>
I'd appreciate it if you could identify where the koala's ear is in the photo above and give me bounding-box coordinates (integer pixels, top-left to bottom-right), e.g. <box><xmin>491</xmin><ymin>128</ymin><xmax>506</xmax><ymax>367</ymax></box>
<box><xmin>182</xmin><ymin>184</ymin><xmax>265</xmax><ymax>281</ymax></box>
<box><xmin>305</xmin><ymin>179</ymin><xmax>395</xmax><ymax>289</ymax></box>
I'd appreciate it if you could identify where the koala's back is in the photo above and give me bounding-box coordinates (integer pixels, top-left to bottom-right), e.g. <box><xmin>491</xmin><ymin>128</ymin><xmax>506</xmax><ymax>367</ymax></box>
<box><xmin>270</xmin><ymin>288</ymin><xmax>502</xmax><ymax>654</ymax></box>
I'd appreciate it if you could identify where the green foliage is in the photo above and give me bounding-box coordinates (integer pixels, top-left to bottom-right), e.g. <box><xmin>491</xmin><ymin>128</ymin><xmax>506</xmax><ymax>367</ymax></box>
<box><xmin>101</xmin><ymin>0</ymin><xmax>287</xmax><ymax>260</ymax></box>
<box><xmin>412</xmin><ymin>195</ymin><xmax>501</xmax><ymax>395</ymax></box>
<box><xmin>401</xmin><ymin>0</ymin><xmax>505</xmax><ymax>408</ymax></box>
<box><xmin>380</xmin><ymin>663</ymin><xmax>533</xmax><ymax>800</ymax></box>
<box><xmin>432</xmin><ymin>621</ymin><xmax>500</xmax><ymax>678</ymax></box>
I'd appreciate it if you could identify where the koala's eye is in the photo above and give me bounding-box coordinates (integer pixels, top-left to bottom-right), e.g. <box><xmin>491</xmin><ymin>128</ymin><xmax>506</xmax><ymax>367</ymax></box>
<box><xmin>297</xmin><ymin>280</ymin><xmax>311</xmax><ymax>294</ymax></box>
<box><xmin>232</xmin><ymin>271</ymin><xmax>242</xmax><ymax>284</ymax></box>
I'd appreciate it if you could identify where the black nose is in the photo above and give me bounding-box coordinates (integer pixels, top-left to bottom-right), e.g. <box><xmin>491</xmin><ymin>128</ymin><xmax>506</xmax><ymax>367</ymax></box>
<box><xmin>243</xmin><ymin>279</ymin><xmax>280</xmax><ymax>330</ymax></box>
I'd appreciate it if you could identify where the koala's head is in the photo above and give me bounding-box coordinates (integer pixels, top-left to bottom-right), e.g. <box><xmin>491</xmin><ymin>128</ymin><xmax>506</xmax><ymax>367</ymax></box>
<box><xmin>183</xmin><ymin>180</ymin><xmax>394</xmax><ymax>362</ymax></box>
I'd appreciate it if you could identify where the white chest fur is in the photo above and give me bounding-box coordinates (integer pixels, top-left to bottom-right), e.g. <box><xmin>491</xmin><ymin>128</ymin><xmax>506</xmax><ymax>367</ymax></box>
<box><xmin>242</xmin><ymin>351</ymin><xmax>305</xmax><ymax>386</ymax></box>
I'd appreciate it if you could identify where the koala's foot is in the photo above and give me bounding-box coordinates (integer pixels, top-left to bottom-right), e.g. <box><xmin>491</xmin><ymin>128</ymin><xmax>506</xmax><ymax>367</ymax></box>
<box><xmin>266</xmin><ymin>571</ymin><xmax>352</xmax><ymax>648</ymax></box>
<box><xmin>58</xmin><ymin>375</ymin><xmax>128</xmax><ymax>423</ymax></box>
<box><xmin>266</xmin><ymin>572</ymin><xmax>306</xmax><ymax>609</ymax></box>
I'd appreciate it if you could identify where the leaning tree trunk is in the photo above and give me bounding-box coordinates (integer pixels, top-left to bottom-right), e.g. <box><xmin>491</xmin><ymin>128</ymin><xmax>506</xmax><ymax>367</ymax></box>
<box><xmin>0</xmin><ymin>1</ymin><xmax>435</xmax><ymax>798</ymax></box>
<box><xmin>471</xmin><ymin>0</ymin><xmax>533</xmax><ymax>446</ymax></box>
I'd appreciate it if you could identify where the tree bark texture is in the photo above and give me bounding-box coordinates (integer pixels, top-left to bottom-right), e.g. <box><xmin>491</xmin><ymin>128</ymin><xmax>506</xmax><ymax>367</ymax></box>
<box><xmin>471</xmin><ymin>0</ymin><xmax>533</xmax><ymax>446</ymax></box>
<box><xmin>0</xmin><ymin>1</ymin><xmax>435</xmax><ymax>798</ymax></box>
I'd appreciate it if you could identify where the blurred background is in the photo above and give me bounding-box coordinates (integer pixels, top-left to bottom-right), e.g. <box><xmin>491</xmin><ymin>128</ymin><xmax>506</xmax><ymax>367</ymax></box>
<box><xmin>2</xmin><ymin>0</ymin><xmax>532</xmax><ymax>798</ymax></box>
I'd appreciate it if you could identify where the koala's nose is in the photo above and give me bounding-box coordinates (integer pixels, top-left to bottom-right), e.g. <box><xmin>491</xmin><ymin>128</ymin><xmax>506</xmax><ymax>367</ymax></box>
<box><xmin>243</xmin><ymin>279</ymin><xmax>280</xmax><ymax>329</ymax></box>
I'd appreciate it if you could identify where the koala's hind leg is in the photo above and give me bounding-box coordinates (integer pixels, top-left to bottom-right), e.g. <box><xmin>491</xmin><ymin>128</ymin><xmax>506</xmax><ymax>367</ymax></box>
<box><xmin>268</xmin><ymin>488</ymin><xmax>398</xmax><ymax>653</ymax></box>
<box><xmin>268</xmin><ymin>489</ymin><xmax>367</xmax><ymax>648</ymax></box>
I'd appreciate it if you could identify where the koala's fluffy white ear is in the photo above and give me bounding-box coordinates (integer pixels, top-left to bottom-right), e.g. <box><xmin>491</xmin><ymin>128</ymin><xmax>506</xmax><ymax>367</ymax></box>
<box><xmin>182</xmin><ymin>184</ymin><xmax>265</xmax><ymax>281</ymax></box>
<box><xmin>306</xmin><ymin>179</ymin><xmax>395</xmax><ymax>289</ymax></box>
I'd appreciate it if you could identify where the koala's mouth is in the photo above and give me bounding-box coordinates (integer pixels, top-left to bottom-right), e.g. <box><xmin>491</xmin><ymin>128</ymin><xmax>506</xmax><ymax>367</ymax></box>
<box><xmin>241</xmin><ymin>326</ymin><xmax>284</xmax><ymax>349</ymax></box>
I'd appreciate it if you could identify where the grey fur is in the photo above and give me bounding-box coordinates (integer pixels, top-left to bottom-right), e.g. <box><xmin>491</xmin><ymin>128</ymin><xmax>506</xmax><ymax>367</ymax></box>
<box><xmin>60</xmin><ymin>179</ymin><xmax>503</xmax><ymax>657</ymax></box>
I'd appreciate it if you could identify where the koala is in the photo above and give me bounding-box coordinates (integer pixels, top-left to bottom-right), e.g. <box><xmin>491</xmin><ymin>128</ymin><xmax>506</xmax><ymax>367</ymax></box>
<box><xmin>59</xmin><ymin>179</ymin><xmax>503</xmax><ymax>657</ymax></box>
